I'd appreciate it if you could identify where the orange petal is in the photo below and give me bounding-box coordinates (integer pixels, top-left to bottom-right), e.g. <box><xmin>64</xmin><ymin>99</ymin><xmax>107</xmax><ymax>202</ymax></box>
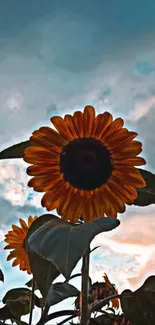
<box><xmin>31</xmin><ymin>126</ymin><xmax>66</xmax><ymax>147</ymax></box>
<box><xmin>5</xmin><ymin>232</ymin><xmax>23</xmax><ymax>240</ymax></box>
<box><xmin>41</xmin><ymin>180</ymin><xmax>69</xmax><ymax>211</ymax></box>
<box><xmin>112</xmin><ymin>141</ymin><xmax>142</xmax><ymax>158</ymax></box>
<box><xmin>64</xmin><ymin>115</ymin><xmax>79</xmax><ymax>138</ymax></box>
<box><xmin>24</xmin><ymin>146</ymin><xmax>59</xmax><ymax>164</ymax></box>
<box><xmin>27</xmin><ymin>165</ymin><xmax>60</xmax><ymax>176</ymax></box>
<box><xmin>83</xmin><ymin>106</ymin><xmax>95</xmax><ymax>137</ymax></box>
<box><xmin>114</xmin><ymin>156</ymin><xmax>146</xmax><ymax>166</ymax></box>
<box><xmin>63</xmin><ymin>192</ymin><xmax>83</xmax><ymax>223</ymax></box>
<box><xmin>4</xmin><ymin>244</ymin><xmax>14</xmax><ymax>249</ymax></box>
<box><xmin>12</xmin><ymin>258</ymin><xmax>20</xmax><ymax>267</ymax></box>
<box><xmin>12</xmin><ymin>225</ymin><xmax>25</xmax><ymax>236</ymax></box>
<box><xmin>30</xmin><ymin>137</ymin><xmax>62</xmax><ymax>153</ymax></box>
<box><xmin>94</xmin><ymin>112</ymin><xmax>113</xmax><ymax>139</ymax></box>
<box><xmin>112</xmin><ymin>168</ymin><xmax>146</xmax><ymax>188</ymax></box>
<box><xmin>51</xmin><ymin>116</ymin><xmax>74</xmax><ymax>141</ymax></box>
<box><xmin>88</xmin><ymin>195</ymin><xmax>105</xmax><ymax>221</ymax></box>
<box><xmin>28</xmin><ymin>174</ymin><xmax>62</xmax><ymax>192</ymax></box>
<box><xmin>98</xmin><ymin>186</ymin><xmax>118</xmax><ymax>218</ymax></box>
<box><xmin>28</xmin><ymin>216</ymin><xmax>37</xmax><ymax>227</ymax></box>
<box><xmin>93</xmin><ymin>191</ymin><xmax>105</xmax><ymax>218</ymax></box>
<box><xmin>104</xmin><ymin>184</ymin><xmax>126</xmax><ymax>214</ymax></box>
<box><xmin>5</xmin><ymin>237</ymin><xmax>23</xmax><ymax>244</ymax></box>
<box><xmin>105</xmin><ymin>130</ymin><xmax>138</xmax><ymax>149</ymax></box>
<box><xmin>7</xmin><ymin>249</ymin><xmax>24</xmax><ymax>260</ymax></box>
<box><xmin>107</xmin><ymin>178</ymin><xmax>137</xmax><ymax>204</ymax></box>
<box><xmin>72</xmin><ymin>111</ymin><xmax>84</xmax><ymax>137</ymax></box>
<box><xmin>19</xmin><ymin>219</ymin><xmax>28</xmax><ymax>232</ymax></box>
<box><xmin>57</xmin><ymin>186</ymin><xmax>75</xmax><ymax>219</ymax></box>
<box><xmin>102</xmin><ymin>117</ymin><xmax>124</xmax><ymax>140</ymax></box>
<box><xmin>82</xmin><ymin>196</ymin><xmax>95</xmax><ymax>222</ymax></box>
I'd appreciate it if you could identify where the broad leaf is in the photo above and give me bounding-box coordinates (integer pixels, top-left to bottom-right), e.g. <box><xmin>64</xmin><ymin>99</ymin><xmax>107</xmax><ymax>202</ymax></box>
<box><xmin>1</xmin><ymin>289</ymin><xmax>32</xmax><ymax>321</ymax></box>
<box><xmin>0</xmin><ymin>305</ymin><xmax>15</xmax><ymax>321</ymax></box>
<box><xmin>0</xmin><ymin>140</ymin><xmax>30</xmax><ymax>159</ymax></box>
<box><xmin>25</xmin><ymin>214</ymin><xmax>60</xmax><ymax>298</ymax></box>
<box><xmin>120</xmin><ymin>276</ymin><xmax>155</xmax><ymax>325</ymax></box>
<box><xmin>89</xmin><ymin>313</ymin><xmax>130</xmax><ymax>325</ymax></box>
<box><xmin>46</xmin><ymin>282</ymin><xmax>79</xmax><ymax>306</ymax></box>
<box><xmin>0</xmin><ymin>269</ymin><xmax>4</xmax><ymax>282</ymax></box>
<box><xmin>134</xmin><ymin>169</ymin><xmax>155</xmax><ymax>206</ymax></box>
<box><xmin>2</xmin><ymin>288</ymin><xmax>31</xmax><ymax>303</ymax></box>
<box><xmin>6</xmin><ymin>296</ymin><xmax>31</xmax><ymax>320</ymax></box>
<box><xmin>3</xmin><ymin>287</ymin><xmax>41</xmax><ymax>309</ymax></box>
<box><xmin>27</xmin><ymin>214</ymin><xmax>120</xmax><ymax>279</ymax></box>
<box><xmin>27</xmin><ymin>248</ymin><xmax>60</xmax><ymax>299</ymax></box>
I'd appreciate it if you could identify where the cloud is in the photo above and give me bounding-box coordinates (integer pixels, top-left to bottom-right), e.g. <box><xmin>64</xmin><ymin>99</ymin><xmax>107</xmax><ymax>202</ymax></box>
<box><xmin>128</xmin><ymin>250</ymin><xmax>155</xmax><ymax>289</ymax></box>
<box><xmin>0</xmin><ymin>196</ymin><xmax>44</xmax><ymax>230</ymax></box>
<box><xmin>0</xmin><ymin>0</ymin><xmax>155</xmax><ymax>151</ymax></box>
<box><xmin>127</xmin><ymin>96</ymin><xmax>155</xmax><ymax>122</ymax></box>
<box><xmin>90</xmin><ymin>231</ymin><xmax>154</xmax><ymax>292</ymax></box>
<box><xmin>110</xmin><ymin>209</ymin><xmax>155</xmax><ymax>246</ymax></box>
<box><xmin>89</xmin><ymin>208</ymin><xmax>155</xmax><ymax>291</ymax></box>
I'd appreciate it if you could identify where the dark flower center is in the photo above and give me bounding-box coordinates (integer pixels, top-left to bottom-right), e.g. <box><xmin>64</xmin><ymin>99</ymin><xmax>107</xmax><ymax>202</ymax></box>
<box><xmin>60</xmin><ymin>137</ymin><xmax>113</xmax><ymax>190</ymax></box>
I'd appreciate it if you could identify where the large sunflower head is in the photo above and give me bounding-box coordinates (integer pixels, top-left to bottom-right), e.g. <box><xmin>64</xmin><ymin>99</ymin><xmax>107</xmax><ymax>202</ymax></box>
<box><xmin>4</xmin><ymin>216</ymin><xmax>37</xmax><ymax>274</ymax></box>
<box><xmin>24</xmin><ymin>105</ymin><xmax>146</xmax><ymax>223</ymax></box>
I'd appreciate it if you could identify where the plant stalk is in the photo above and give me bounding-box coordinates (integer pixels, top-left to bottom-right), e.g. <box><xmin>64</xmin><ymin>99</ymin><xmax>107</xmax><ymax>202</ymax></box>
<box><xmin>80</xmin><ymin>248</ymin><xmax>90</xmax><ymax>325</ymax></box>
<box><xmin>29</xmin><ymin>277</ymin><xmax>35</xmax><ymax>325</ymax></box>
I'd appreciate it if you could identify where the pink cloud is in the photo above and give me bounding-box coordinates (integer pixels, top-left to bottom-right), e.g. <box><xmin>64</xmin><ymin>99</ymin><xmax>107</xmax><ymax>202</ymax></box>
<box><xmin>110</xmin><ymin>210</ymin><xmax>155</xmax><ymax>246</ymax></box>
<box><xmin>128</xmin><ymin>251</ymin><xmax>155</xmax><ymax>289</ymax></box>
<box><xmin>127</xmin><ymin>96</ymin><xmax>155</xmax><ymax>122</ymax></box>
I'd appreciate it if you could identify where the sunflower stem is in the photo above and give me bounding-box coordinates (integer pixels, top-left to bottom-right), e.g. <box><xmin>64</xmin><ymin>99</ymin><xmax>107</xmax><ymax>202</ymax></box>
<box><xmin>80</xmin><ymin>247</ymin><xmax>90</xmax><ymax>325</ymax></box>
<box><xmin>29</xmin><ymin>276</ymin><xmax>35</xmax><ymax>325</ymax></box>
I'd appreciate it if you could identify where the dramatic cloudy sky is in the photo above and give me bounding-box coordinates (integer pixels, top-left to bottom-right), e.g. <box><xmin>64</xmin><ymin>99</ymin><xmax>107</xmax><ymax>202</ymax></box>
<box><xmin>1</xmin><ymin>0</ymin><xmax>155</xmax><ymax>323</ymax></box>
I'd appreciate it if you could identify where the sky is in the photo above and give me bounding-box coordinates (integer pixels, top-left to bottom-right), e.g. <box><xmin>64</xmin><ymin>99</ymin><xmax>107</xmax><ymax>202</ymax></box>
<box><xmin>1</xmin><ymin>0</ymin><xmax>155</xmax><ymax>323</ymax></box>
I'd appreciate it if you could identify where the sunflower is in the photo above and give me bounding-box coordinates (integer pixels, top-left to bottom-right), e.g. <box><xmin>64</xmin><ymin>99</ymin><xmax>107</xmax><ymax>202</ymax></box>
<box><xmin>4</xmin><ymin>216</ymin><xmax>37</xmax><ymax>274</ymax></box>
<box><xmin>24</xmin><ymin>105</ymin><xmax>146</xmax><ymax>222</ymax></box>
<box><xmin>103</xmin><ymin>273</ymin><xmax>119</xmax><ymax>309</ymax></box>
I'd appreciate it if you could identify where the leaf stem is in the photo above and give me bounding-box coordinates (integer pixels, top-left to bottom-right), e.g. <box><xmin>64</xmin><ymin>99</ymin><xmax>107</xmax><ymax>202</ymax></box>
<box><xmin>80</xmin><ymin>248</ymin><xmax>90</xmax><ymax>325</ymax></box>
<box><xmin>36</xmin><ymin>304</ymin><xmax>49</xmax><ymax>325</ymax></box>
<box><xmin>29</xmin><ymin>276</ymin><xmax>35</xmax><ymax>325</ymax></box>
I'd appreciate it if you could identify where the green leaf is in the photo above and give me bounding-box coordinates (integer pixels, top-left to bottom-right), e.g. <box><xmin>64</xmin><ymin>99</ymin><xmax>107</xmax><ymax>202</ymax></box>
<box><xmin>1</xmin><ymin>288</ymin><xmax>33</xmax><ymax>321</ymax></box>
<box><xmin>134</xmin><ymin>169</ymin><xmax>155</xmax><ymax>206</ymax></box>
<box><xmin>6</xmin><ymin>296</ymin><xmax>31</xmax><ymax>320</ymax></box>
<box><xmin>46</xmin><ymin>282</ymin><xmax>79</xmax><ymax>306</ymax></box>
<box><xmin>0</xmin><ymin>140</ymin><xmax>30</xmax><ymax>159</ymax></box>
<box><xmin>120</xmin><ymin>276</ymin><xmax>155</xmax><ymax>325</ymax></box>
<box><xmin>2</xmin><ymin>288</ymin><xmax>31</xmax><ymax>304</ymax></box>
<box><xmin>2</xmin><ymin>287</ymin><xmax>41</xmax><ymax>309</ymax></box>
<box><xmin>25</xmin><ymin>214</ymin><xmax>60</xmax><ymax>299</ymax></box>
<box><xmin>27</xmin><ymin>214</ymin><xmax>120</xmax><ymax>280</ymax></box>
<box><xmin>27</xmin><ymin>248</ymin><xmax>60</xmax><ymax>299</ymax></box>
<box><xmin>0</xmin><ymin>305</ymin><xmax>15</xmax><ymax>321</ymax></box>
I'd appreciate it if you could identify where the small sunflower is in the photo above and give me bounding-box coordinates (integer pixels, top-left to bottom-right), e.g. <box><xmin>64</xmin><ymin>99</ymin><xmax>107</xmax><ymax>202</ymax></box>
<box><xmin>24</xmin><ymin>105</ymin><xmax>146</xmax><ymax>222</ymax></box>
<box><xmin>4</xmin><ymin>216</ymin><xmax>37</xmax><ymax>274</ymax></box>
<box><xmin>103</xmin><ymin>273</ymin><xmax>119</xmax><ymax>309</ymax></box>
